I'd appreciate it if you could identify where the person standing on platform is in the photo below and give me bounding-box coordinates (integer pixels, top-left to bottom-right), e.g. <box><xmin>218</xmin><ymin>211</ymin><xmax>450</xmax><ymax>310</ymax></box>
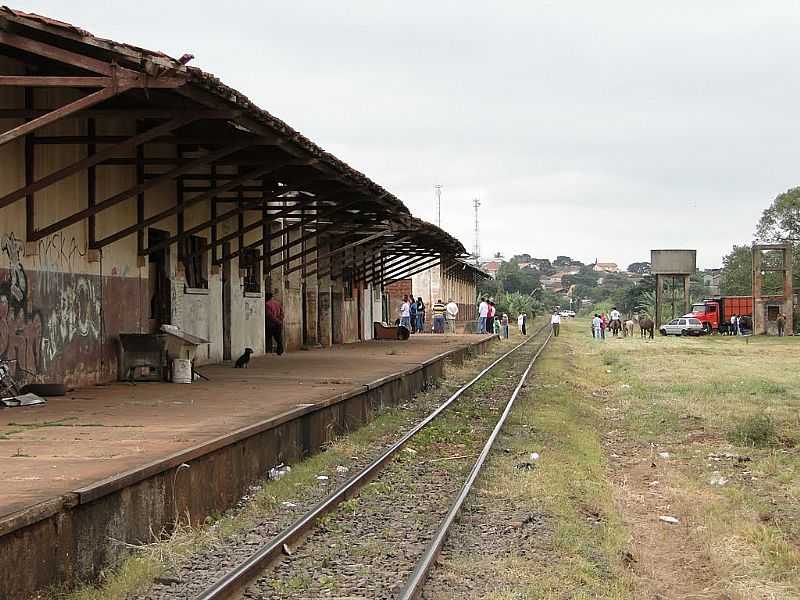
<box><xmin>265</xmin><ymin>292</ymin><xmax>284</xmax><ymax>355</ymax></box>
<box><xmin>432</xmin><ymin>298</ymin><xmax>446</xmax><ymax>333</ymax></box>
<box><xmin>551</xmin><ymin>310</ymin><xmax>561</xmax><ymax>337</ymax></box>
<box><xmin>409</xmin><ymin>299</ymin><xmax>418</xmax><ymax>333</ymax></box>
<box><xmin>400</xmin><ymin>295</ymin><xmax>412</xmax><ymax>330</ymax></box>
<box><xmin>445</xmin><ymin>298</ymin><xmax>459</xmax><ymax>334</ymax></box>
<box><xmin>487</xmin><ymin>299</ymin><xmax>496</xmax><ymax>333</ymax></box>
<box><xmin>777</xmin><ymin>311</ymin><xmax>786</xmax><ymax>336</ymax></box>
<box><xmin>416</xmin><ymin>297</ymin><xmax>426</xmax><ymax>333</ymax></box>
<box><xmin>478</xmin><ymin>296</ymin><xmax>489</xmax><ymax>334</ymax></box>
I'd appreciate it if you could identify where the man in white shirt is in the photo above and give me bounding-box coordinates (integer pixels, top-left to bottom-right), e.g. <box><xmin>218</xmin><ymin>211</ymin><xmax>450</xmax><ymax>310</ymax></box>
<box><xmin>399</xmin><ymin>295</ymin><xmax>411</xmax><ymax>330</ymax></box>
<box><xmin>609</xmin><ymin>307</ymin><xmax>621</xmax><ymax>336</ymax></box>
<box><xmin>592</xmin><ymin>313</ymin><xmax>602</xmax><ymax>340</ymax></box>
<box><xmin>550</xmin><ymin>311</ymin><xmax>561</xmax><ymax>337</ymax></box>
<box><xmin>445</xmin><ymin>299</ymin><xmax>459</xmax><ymax>334</ymax></box>
<box><xmin>477</xmin><ymin>297</ymin><xmax>489</xmax><ymax>334</ymax></box>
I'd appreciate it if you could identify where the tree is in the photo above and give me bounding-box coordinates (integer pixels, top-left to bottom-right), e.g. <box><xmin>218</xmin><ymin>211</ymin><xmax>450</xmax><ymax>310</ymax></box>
<box><xmin>496</xmin><ymin>260</ymin><xmax>540</xmax><ymax>295</ymax></box>
<box><xmin>512</xmin><ymin>253</ymin><xmax>532</xmax><ymax>262</ymax></box>
<box><xmin>720</xmin><ymin>245</ymin><xmax>752</xmax><ymax>295</ymax></box>
<box><xmin>562</xmin><ymin>265</ymin><xmax>600</xmax><ymax>291</ymax></box>
<box><xmin>627</xmin><ymin>261</ymin><xmax>651</xmax><ymax>274</ymax></box>
<box><xmin>504</xmin><ymin>292</ymin><xmax>537</xmax><ymax>318</ymax></box>
<box><xmin>756</xmin><ymin>187</ymin><xmax>800</xmax><ymax>241</ymax></box>
<box><xmin>619</xmin><ymin>274</ymin><xmax>655</xmax><ymax>314</ymax></box>
<box><xmin>553</xmin><ymin>255</ymin><xmax>573</xmax><ymax>267</ymax></box>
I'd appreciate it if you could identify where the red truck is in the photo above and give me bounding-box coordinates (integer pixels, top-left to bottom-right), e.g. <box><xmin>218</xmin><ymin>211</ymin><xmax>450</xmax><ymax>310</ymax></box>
<box><xmin>685</xmin><ymin>296</ymin><xmax>753</xmax><ymax>334</ymax></box>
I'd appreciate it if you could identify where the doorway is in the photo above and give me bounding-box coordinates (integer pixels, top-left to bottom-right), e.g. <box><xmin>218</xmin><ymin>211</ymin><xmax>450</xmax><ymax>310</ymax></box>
<box><xmin>222</xmin><ymin>241</ymin><xmax>232</xmax><ymax>361</ymax></box>
<box><xmin>147</xmin><ymin>228</ymin><xmax>171</xmax><ymax>331</ymax></box>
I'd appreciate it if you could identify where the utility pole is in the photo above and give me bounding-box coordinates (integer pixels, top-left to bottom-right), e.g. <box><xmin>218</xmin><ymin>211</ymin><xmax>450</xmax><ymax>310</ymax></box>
<box><xmin>434</xmin><ymin>184</ymin><xmax>442</xmax><ymax>227</ymax></box>
<box><xmin>472</xmin><ymin>197</ymin><xmax>481</xmax><ymax>264</ymax></box>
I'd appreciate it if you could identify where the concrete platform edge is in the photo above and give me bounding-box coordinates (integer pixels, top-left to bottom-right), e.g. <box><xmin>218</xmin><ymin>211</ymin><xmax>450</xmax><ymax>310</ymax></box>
<box><xmin>0</xmin><ymin>335</ymin><xmax>496</xmax><ymax>599</ymax></box>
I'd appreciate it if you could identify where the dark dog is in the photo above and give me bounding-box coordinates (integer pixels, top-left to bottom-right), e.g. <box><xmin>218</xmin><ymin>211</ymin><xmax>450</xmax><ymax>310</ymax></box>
<box><xmin>235</xmin><ymin>348</ymin><xmax>254</xmax><ymax>368</ymax></box>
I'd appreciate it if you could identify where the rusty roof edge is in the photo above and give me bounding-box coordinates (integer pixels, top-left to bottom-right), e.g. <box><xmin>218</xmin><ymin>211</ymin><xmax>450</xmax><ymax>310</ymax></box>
<box><xmin>0</xmin><ymin>8</ymin><xmax>411</xmax><ymax>217</ymax></box>
<box><xmin>453</xmin><ymin>257</ymin><xmax>492</xmax><ymax>279</ymax></box>
<box><xmin>401</xmin><ymin>217</ymin><xmax>467</xmax><ymax>255</ymax></box>
<box><xmin>183</xmin><ymin>71</ymin><xmax>410</xmax><ymax>215</ymax></box>
<box><xmin>0</xmin><ymin>8</ymin><xmax>473</xmax><ymax>251</ymax></box>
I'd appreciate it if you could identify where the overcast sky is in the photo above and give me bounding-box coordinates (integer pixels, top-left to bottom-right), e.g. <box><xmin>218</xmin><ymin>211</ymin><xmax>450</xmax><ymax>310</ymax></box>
<box><xmin>22</xmin><ymin>1</ymin><xmax>800</xmax><ymax>268</ymax></box>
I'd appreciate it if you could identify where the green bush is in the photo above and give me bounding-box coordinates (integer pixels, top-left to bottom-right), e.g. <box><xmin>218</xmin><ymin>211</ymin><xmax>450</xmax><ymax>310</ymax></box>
<box><xmin>726</xmin><ymin>413</ymin><xmax>776</xmax><ymax>447</ymax></box>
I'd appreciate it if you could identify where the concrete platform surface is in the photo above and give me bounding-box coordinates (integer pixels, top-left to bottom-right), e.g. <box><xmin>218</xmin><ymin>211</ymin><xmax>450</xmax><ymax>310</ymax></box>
<box><xmin>0</xmin><ymin>334</ymin><xmax>489</xmax><ymax>518</ymax></box>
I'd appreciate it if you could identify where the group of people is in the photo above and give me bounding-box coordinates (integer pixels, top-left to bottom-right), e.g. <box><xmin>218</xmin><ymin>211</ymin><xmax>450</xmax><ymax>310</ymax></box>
<box><xmin>727</xmin><ymin>314</ymin><xmax>743</xmax><ymax>336</ymax></box>
<box><xmin>399</xmin><ymin>294</ymin><xmax>459</xmax><ymax>334</ymax></box>
<box><xmin>399</xmin><ymin>295</ymin><xmax>426</xmax><ymax>333</ymax></box>
<box><xmin>478</xmin><ymin>296</ymin><xmax>516</xmax><ymax>338</ymax></box>
<box><xmin>590</xmin><ymin>307</ymin><xmax>621</xmax><ymax>340</ymax></box>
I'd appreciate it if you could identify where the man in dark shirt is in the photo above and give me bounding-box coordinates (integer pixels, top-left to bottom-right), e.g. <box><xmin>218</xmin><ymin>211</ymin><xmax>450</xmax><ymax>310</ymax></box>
<box><xmin>265</xmin><ymin>292</ymin><xmax>284</xmax><ymax>355</ymax></box>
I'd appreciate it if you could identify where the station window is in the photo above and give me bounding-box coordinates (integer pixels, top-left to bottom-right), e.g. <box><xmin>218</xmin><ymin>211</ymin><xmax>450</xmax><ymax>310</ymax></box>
<box><xmin>241</xmin><ymin>247</ymin><xmax>262</xmax><ymax>294</ymax></box>
<box><xmin>768</xmin><ymin>306</ymin><xmax>779</xmax><ymax>321</ymax></box>
<box><xmin>181</xmin><ymin>235</ymin><xmax>208</xmax><ymax>290</ymax></box>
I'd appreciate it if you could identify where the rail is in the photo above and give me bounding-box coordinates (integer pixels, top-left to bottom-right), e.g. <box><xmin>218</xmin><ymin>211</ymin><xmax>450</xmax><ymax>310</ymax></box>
<box><xmin>195</xmin><ymin>324</ymin><xmax>551</xmax><ymax>600</ymax></box>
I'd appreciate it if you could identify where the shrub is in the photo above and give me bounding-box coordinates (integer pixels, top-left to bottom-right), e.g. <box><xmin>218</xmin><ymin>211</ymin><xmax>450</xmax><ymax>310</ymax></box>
<box><xmin>727</xmin><ymin>413</ymin><xmax>776</xmax><ymax>447</ymax></box>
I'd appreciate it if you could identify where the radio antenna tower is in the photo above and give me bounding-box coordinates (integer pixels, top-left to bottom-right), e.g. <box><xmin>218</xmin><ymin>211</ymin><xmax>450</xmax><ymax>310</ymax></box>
<box><xmin>472</xmin><ymin>197</ymin><xmax>481</xmax><ymax>264</ymax></box>
<box><xmin>434</xmin><ymin>184</ymin><xmax>443</xmax><ymax>227</ymax></box>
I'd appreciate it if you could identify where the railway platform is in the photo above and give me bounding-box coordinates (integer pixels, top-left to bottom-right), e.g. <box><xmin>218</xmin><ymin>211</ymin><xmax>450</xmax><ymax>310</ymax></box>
<box><xmin>0</xmin><ymin>333</ymin><xmax>496</xmax><ymax>599</ymax></box>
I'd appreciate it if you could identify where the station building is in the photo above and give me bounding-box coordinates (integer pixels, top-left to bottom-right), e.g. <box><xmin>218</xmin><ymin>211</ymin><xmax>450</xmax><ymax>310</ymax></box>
<box><xmin>0</xmin><ymin>8</ymin><xmax>477</xmax><ymax>388</ymax></box>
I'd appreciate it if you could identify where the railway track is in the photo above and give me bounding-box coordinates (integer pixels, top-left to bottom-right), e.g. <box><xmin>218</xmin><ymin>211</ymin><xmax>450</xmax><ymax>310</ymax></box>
<box><xmin>194</xmin><ymin>326</ymin><xmax>552</xmax><ymax>600</ymax></box>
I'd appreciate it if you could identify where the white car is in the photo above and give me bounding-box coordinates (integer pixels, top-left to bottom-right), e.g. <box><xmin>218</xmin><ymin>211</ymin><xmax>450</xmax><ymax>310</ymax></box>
<box><xmin>558</xmin><ymin>310</ymin><xmax>576</xmax><ymax>318</ymax></box>
<box><xmin>659</xmin><ymin>317</ymin><xmax>704</xmax><ymax>336</ymax></box>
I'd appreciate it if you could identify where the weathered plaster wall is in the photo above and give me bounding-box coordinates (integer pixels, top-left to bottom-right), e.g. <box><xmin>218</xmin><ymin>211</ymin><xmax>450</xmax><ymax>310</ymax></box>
<box><xmin>0</xmin><ymin>54</ymin><xmax>390</xmax><ymax>384</ymax></box>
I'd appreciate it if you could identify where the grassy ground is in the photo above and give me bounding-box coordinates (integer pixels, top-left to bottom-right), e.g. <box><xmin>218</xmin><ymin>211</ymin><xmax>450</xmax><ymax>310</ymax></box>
<box><xmin>541</xmin><ymin>319</ymin><xmax>799</xmax><ymax>598</ymax></box>
<box><xmin>429</xmin><ymin>324</ymin><xmax>633</xmax><ymax>599</ymax></box>
<box><xmin>432</xmin><ymin>317</ymin><xmax>800</xmax><ymax>599</ymax></box>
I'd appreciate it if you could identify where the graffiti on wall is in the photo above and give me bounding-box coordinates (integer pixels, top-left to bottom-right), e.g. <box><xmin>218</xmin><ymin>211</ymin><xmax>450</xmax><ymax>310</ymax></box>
<box><xmin>0</xmin><ymin>232</ymin><xmax>100</xmax><ymax>377</ymax></box>
<box><xmin>35</xmin><ymin>231</ymin><xmax>87</xmax><ymax>273</ymax></box>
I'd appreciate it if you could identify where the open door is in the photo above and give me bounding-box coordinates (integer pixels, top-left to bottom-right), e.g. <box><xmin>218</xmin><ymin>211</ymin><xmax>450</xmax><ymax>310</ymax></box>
<box><xmin>147</xmin><ymin>229</ymin><xmax>171</xmax><ymax>332</ymax></box>
<box><xmin>222</xmin><ymin>241</ymin><xmax>232</xmax><ymax>361</ymax></box>
<box><xmin>331</xmin><ymin>291</ymin><xmax>343</xmax><ymax>344</ymax></box>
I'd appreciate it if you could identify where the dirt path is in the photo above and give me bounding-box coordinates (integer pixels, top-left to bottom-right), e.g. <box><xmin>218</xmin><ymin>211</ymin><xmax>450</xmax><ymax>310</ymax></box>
<box><xmin>604</xmin><ymin>433</ymin><xmax>720</xmax><ymax>599</ymax></box>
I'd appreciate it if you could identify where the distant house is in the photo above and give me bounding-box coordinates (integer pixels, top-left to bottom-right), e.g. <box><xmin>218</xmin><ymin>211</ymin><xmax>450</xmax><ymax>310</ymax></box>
<box><xmin>541</xmin><ymin>269</ymin><xmax>580</xmax><ymax>293</ymax></box>
<box><xmin>481</xmin><ymin>260</ymin><xmax>502</xmax><ymax>279</ymax></box>
<box><xmin>593</xmin><ymin>262</ymin><xmax>619</xmax><ymax>273</ymax></box>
